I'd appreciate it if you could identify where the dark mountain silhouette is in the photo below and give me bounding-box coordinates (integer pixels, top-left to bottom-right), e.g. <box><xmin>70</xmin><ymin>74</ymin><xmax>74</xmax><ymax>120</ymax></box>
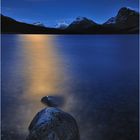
<box><xmin>66</xmin><ymin>17</ymin><xmax>117</xmax><ymax>34</ymax></box>
<box><xmin>1</xmin><ymin>15</ymin><xmax>63</xmax><ymax>34</ymax></box>
<box><xmin>67</xmin><ymin>17</ymin><xmax>98</xmax><ymax>30</ymax></box>
<box><xmin>66</xmin><ymin>7</ymin><xmax>139</xmax><ymax>34</ymax></box>
<box><xmin>103</xmin><ymin>7</ymin><xmax>139</xmax><ymax>33</ymax></box>
<box><xmin>1</xmin><ymin>7</ymin><xmax>139</xmax><ymax>34</ymax></box>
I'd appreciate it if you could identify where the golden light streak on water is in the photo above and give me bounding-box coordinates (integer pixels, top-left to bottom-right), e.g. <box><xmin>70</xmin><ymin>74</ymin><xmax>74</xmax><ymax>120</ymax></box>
<box><xmin>21</xmin><ymin>35</ymin><xmax>67</xmax><ymax>99</ymax></box>
<box><xmin>17</xmin><ymin>35</ymin><xmax>72</xmax><ymax>134</ymax></box>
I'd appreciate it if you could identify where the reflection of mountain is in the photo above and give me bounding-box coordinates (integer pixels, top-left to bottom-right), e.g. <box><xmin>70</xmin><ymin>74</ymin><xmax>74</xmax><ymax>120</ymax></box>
<box><xmin>1</xmin><ymin>7</ymin><xmax>139</xmax><ymax>34</ymax></box>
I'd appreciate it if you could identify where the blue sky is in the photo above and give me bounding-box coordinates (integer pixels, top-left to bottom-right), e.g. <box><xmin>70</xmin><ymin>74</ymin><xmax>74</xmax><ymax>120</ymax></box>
<box><xmin>2</xmin><ymin>0</ymin><xmax>139</xmax><ymax>27</ymax></box>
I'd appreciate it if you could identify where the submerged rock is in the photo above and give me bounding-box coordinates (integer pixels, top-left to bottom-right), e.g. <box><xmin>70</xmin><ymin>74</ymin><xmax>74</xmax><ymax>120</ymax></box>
<box><xmin>26</xmin><ymin>107</ymin><xmax>80</xmax><ymax>140</ymax></box>
<box><xmin>41</xmin><ymin>96</ymin><xmax>64</xmax><ymax>107</ymax></box>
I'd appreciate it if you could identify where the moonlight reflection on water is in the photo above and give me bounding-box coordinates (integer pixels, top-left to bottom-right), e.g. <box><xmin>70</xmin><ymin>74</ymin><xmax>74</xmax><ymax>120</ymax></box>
<box><xmin>17</xmin><ymin>35</ymin><xmax>74</xmax><ymax>133</ymax></box>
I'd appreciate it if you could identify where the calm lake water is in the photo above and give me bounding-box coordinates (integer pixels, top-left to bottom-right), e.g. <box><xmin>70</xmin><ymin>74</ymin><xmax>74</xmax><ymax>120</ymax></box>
<box><xmin>1</xmin><ymin>35</ymin><xmax>139</xmax><ymax>140</ymax></box>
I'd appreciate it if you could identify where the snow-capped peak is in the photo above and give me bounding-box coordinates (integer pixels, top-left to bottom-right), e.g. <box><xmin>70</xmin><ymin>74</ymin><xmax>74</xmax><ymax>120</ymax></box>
<box><xmin>75</xmin><ymin>17</ymin><xmax>87</xmax><ymax>22</ymax></box>
<box><xmin>72</xmin><ymin>16</ymin><xmax>94</xmax><ymax>24</ymax></box>
<box><xmin>104</xmin><ymin>17</ymin><xmax>116</xmax><ymax>24</ymax></box>
<box><xmin>69</xmin><ymin>16</ymin><xmax>97</xmax><ymax>26</ymax></box>
<box><xmin>55</xmin><ymin>21</ymin><xmax>68</xmax><ymax>29</ymax></box>
<box><xmin>104</xmin><ymin>7</ymin><xmax>139</xmax><ymax>25</ymax></box>
<box><xmin>118</xmin><ymin>7</ymin><xmax>138</xmax><ymax>13</ymax></box>
<box><xmin>117</xmin><ymin>7</ymin><xmax>138</xmax><ymax>16</ymax></box>
<box><xmin>33</xmin><ymin>22</ymin><xmax>45</xmax><ymax>27</ymax></box>
<box><xmin>67</xmin><ymin>16</ymin><xmax>97</xmax><ymax>30</ymax></box>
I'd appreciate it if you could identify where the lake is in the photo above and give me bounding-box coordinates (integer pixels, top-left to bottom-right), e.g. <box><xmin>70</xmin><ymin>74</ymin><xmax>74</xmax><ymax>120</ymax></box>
<box><xmin>1</xmin><ymin>35</ymin><xmax>139</xmax><ymax>140</ymax></box>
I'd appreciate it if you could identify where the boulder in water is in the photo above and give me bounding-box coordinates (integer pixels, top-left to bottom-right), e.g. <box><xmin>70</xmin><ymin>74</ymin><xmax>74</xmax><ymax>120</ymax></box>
<box><xmin>26</xmin><ymin>107</ymin><xmax>80</xmax><ymax>140</ymax></box>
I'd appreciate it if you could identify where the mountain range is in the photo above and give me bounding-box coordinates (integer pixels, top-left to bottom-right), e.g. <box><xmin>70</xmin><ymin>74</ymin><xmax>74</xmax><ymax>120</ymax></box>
<box><xmin>1</xmin><ymin>7</ymin><xmax>139</xmax><ymax>34</ymax></box>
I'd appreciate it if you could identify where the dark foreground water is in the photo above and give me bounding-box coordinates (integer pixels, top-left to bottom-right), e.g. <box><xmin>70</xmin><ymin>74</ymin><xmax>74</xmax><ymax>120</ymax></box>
<box><xmin>2</xmin><ymin>35</ymin><xmax>139</xmax><ymax>140</ymax></box>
